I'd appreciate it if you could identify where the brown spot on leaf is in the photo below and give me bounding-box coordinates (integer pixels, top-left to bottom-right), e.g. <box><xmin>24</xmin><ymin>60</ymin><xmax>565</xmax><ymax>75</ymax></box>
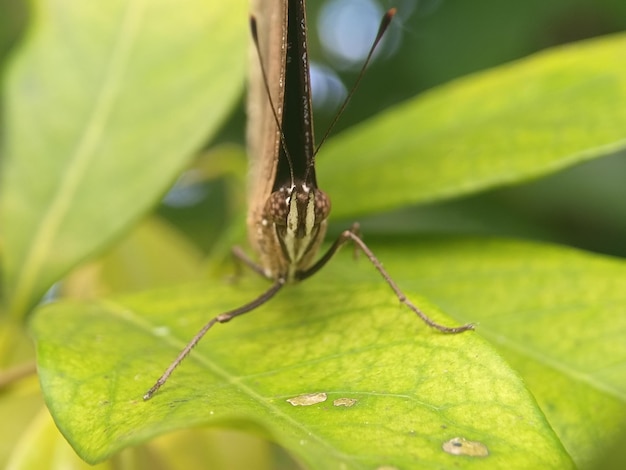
<box><xmin>442</xmin><ymin>437</ymin><xmax>489</xmax><ymax>457</ymax></box>
<box><xmin>286</xmin><ymin>392</ymin><xmax>327</xmax><ymax>406</ymax></box>
<box><xmin>333</xmin><ymin>397</ymin><xmax>357</xmax><ymax>407</ymax></box>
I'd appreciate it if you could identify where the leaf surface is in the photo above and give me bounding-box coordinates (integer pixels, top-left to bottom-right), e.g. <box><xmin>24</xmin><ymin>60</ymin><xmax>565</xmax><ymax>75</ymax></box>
<box><xmin>0</xmin><ymin>0</ymin><xmax>247</xmax><ymax>318</ymax></box>
<box><xmin>29</xmin><ymin>238</ymin><xmax>593</xmax><ymax>469</ymax></box>
<box><xmin>321</xmin><ymin>33</ymin><xmax>626</xmax><ymax>217</ymax></box>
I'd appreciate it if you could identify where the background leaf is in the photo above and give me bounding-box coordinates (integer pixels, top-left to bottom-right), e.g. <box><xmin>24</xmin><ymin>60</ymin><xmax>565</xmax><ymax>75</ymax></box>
<box><xmin>320</xmin><ymin>33</ymin><xmax>626</xmax><ymax>218</ymax></box>
<box><xmin>29</xmin><ymin>238</ymin><xmax>595</xmax><ymax>469</ymax></box>
<box><xmin>4</xmin><ymin>405</ymin><xmax>279</xmax><ymax>470</ymax></box>
<box><xmin>0</xmin><ymin>0</ymin><xmax>247</xmax><ymax>318</ymax></box>
<box><xmin>60</xmin><ymin>217</ymin><xmax>204</xmax><ymax>299</ymax></box>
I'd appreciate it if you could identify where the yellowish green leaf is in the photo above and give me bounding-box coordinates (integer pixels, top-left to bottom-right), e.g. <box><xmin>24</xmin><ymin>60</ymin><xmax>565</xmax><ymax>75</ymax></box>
<box><xmin>0</xmin><ymin>0</ymin><xmax>247</xmax><ymax>318</ymax></box>
<box><xmin>322</xmin><ymin>33</ymin><xmax>626</xmax><ymax>217</ymax></box>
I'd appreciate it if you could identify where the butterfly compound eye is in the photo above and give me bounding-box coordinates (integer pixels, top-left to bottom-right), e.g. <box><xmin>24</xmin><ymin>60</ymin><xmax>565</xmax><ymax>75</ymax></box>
<box><xmin>265</xmin><ymin>190</ymin><xmax>289</xmax><ymax>226</ymax></box>
<box><xmin>314</xmin><ymin>189</ymin><xmax>331</xmax><ymax>223</ymax></box>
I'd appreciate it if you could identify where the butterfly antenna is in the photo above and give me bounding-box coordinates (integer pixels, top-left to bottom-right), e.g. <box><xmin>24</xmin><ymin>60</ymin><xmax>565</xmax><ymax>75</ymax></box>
<box><xmin>250</xmin><ymin>16</ymin><xmax>296</xmax><ymax>185</ymax></box>
<box><xmin>314</xmin><ymin>8</ymin><xmax>396</xmax><ymax>155</ymax></box>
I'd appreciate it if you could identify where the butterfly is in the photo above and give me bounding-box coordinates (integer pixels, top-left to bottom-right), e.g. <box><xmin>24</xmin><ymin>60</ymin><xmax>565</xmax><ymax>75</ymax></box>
<box><xmin>144</xmin><ymin>0</ymin><xmax>473</xmax><ymax>401</ymax></box>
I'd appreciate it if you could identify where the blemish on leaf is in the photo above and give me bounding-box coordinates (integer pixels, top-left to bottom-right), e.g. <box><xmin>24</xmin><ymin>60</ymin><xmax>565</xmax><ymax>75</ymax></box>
<box><xmin>333</xmin><ymin>397</ymin><xmax>357</xmax><ymax>407</ymax></box>
<box><xmin>375</xmin><ymin>466</ymin><xmax>399</xmax><ymax>470</ymax></box>
<box><xmin>442</xmin><ymin>437</ymin><xmax>489</xmax><ymax>457</ymax></box>
<box><xmin>286</xmin><ymin>392</ymin><xmax>327</xmax><ymax>406</ymax></box>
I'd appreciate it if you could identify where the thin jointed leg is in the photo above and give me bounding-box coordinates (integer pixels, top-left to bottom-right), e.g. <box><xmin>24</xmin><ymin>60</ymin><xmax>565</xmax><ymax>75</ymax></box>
<box><xmin>298</xmin><ymin>224</ymin><xmax>474</xmax><ymax>334</ymax></box>
<box><xmin>143</xmin><ymin>278</ymin><xmax>285</xmax><ymax>400</ymax></box>
<box><xmin>231</xmin><ymin>246</ymin><xmax>270</xmax><ymax>279</ymax></box>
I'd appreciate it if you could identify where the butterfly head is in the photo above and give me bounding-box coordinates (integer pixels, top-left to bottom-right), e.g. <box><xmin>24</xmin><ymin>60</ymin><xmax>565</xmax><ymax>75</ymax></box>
<box><xmin>266</xmin><ymin>182</ymin><xmax>330</xmax><ymax>240</ymax></box>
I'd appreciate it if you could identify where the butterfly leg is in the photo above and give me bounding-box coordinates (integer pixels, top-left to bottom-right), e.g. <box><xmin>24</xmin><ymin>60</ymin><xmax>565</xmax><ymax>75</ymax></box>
<box><xmin>231</xmin><ymin>246</ymin><xmax>272</xmax><ymax>279</ymax></box>
<box><xmin>298</xmin><ymin>225</ymin><xmax>474</xmax><ymax>334</ymax></box>
<box><xmin>143</xmin><ymin>278</ymin><xmax>285</xmax><ymax>400</ymax></box>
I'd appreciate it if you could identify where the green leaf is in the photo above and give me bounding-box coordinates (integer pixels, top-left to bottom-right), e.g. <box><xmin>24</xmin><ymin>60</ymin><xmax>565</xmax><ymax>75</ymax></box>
<box><xmin>0</xmin><ymin>0</ymin><xmax>247</xmax><ymax>318</ymax></box>
<box><xmin>321</xmin><ymin>33</ymin><xmax>626</xmax><ymax>218</ymax></box>
<box><xmin>0</xmin><ymin>369</ymin><xmax>41</xmax><ymax>468</ymax></box>
<box><xmin>145</xmin><ymin>428</ymin><xmax>282</xmax><ymax>470</ymax></box>
<box><xmin>30</xmin><ymin>239</ymin><xmax>579</xmax><ymax>468</ymax></box>
<box><xmin>5</xmin><ymin>406</ymin><xmax>108</xmax><ymax>470</ymax></box>
<box><xmin>374</xmin><ymin>237</ymin><xmax>626</xmax><ymax>469</ymax></box>
<box><xmin>95</xmin><ymin>217</ymin><xmax>204</xmax><ymax>295</ymax></box>
<box><xmin>5</xmin><ymin>405</ymin><xmax>279</xmax><ymax>470</ymax></box>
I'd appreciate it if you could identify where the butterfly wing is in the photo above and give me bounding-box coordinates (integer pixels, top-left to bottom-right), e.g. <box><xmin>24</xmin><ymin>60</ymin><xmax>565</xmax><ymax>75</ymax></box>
<box><xmin>246</xmin><ymin>0</ymin><xmax>288</xmax><ymax>256</ymax></box>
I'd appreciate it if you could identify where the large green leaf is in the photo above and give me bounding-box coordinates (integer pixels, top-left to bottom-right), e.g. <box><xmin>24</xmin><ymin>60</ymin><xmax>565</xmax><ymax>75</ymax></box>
<box><xmin>0</xmin><ymin>0</ymin><xmax>247</xmax><ymax>318</ymax></box>
<box><xmin>29</xmin><ymin>238</ymin><xmax>612</xmax><ymax>468</ymax></box>
<box><xmin>320</xmin><ymin>33</ymin><xmax>626</xmax><ymax>218</ymax></box>
<box><xmin>395</xmin><ymin>237</ymin><xmax>626</xmax><ymax>469</ymax></box>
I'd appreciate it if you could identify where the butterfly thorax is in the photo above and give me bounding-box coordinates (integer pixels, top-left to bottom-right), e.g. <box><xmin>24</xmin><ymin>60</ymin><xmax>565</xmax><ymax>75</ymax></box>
<box><xmin>256</xmin><ymin>181</ymin><xmax>330</xmax><ymax>281</ymax></box>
